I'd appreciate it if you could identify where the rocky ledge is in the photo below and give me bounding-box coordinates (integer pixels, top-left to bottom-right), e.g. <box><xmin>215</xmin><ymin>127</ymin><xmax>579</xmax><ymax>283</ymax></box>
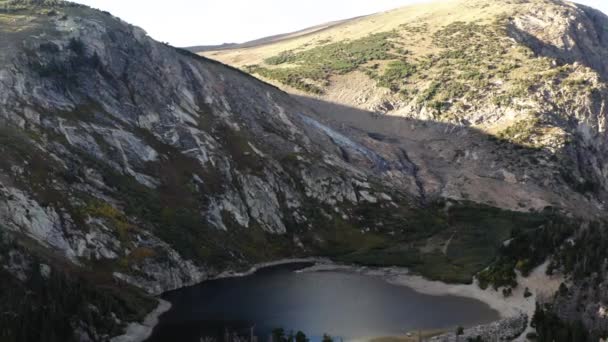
<box><xmin>429</xmin><ymin>314</ymin><xmax>528</xmax><ymax>342</ymax></box>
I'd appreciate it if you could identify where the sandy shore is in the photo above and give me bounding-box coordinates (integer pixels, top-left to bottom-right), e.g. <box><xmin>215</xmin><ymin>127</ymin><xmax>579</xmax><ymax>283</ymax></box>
<box><xmin>112</xmin><ymin>258</ymin><xmax>562</xmax><ymax>342</ymax></box>
<box><xmin>214</xmin><ymin>257</ymin><xmax>562</xmax><ymax>323</ymax></box>
<box><xmin>110</xmin><ymin>299</ymin><xmax>172</xmax><ymax>342</ymax></box>
<box><xmin>299</xmin><ymin>261</ymin><xmax>563</xmax><ymax>341</ymax></box>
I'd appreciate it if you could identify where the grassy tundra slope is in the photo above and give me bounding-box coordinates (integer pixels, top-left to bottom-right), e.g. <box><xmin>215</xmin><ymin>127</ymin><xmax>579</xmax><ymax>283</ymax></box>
<box><xmin>0</xmin><ymin>0</ymin><xmax>607</xmax><ymax>340</ymax></box>
<box><xmin>203</xmin><ymin>0</ymin><xmax>608</xmax><ymax>222</ymax></box>
<box><xmin>202</xmin><ymin>0</ymin><xmax>608</xmax><ymax>339</ymax></box>
<box><xmin>0</xmin><ymin>0</ymin><xmax>593</xmax><ymax>340</ymax></box>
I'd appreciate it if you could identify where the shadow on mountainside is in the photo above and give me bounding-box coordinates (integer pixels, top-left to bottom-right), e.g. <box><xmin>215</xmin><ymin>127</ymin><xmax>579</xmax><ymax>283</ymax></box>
<box><xmin>284</xmin><ymin>94</ymin><xmax>603</xmax><ymax>287</ymax></box>
<box><xmin>291</xmin><ymin>94</ymin><xmax>604</xmax><ymax>219</ymax></box>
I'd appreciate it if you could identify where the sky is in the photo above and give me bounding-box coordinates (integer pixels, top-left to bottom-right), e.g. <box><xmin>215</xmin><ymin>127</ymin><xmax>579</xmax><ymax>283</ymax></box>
<box><xmin>72</xmin><ymin>0</ymin><xmax>608</xmax><ymax>48</ymax></box>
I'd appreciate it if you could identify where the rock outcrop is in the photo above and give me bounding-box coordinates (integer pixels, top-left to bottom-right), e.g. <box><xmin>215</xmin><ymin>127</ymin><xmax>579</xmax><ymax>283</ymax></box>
<box><xmin>3</xmin><ymin>0</ymin><xmax>608</xmax><ymax>340</ymax></box>
<box><xmin>202</xmin><ymin>0</ymin><xmax>608</xmax><ymax>338</ymax></box>
<box><xmin>205</xmin><ymin>0</ymin><xmax>608</xmax><ymax>219</ymax></box>
<box><xmin>0</xmin><ymin>1</ymin><xmax>420</xmax><ymax>339</ymax></box>
<box><xmin>430</xmin><ymin>314</ymin><xmax>528</xmax><ymax>342</ymax></box>
<box><xmin>0</xmin><ymin>0</ymin><xmax>405</xmax><ymax>286</ymax></box>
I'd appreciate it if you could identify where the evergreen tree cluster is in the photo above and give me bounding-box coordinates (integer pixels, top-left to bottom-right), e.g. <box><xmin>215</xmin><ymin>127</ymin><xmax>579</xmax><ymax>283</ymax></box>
<box><xmin>477</xmin><ymin>215</ymin><xmax>575</xmax><ymax>290</ymax></box>
<box><xmin>531</xmin><ymin>303</ymin><xmax>589</xmax><ymax>342</ymax></box>
<box><xmin>0</xmin><ymin>232</ymin><xmax>155</xmax><ymax>342</ymax></box>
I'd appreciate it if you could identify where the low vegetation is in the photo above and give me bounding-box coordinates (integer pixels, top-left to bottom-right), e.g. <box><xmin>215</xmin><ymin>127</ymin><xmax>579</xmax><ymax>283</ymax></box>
<box><xmin>244</xmin><ymin>16</ymin><xmax>601</xmax><ymax>148</ymax></box>
<box><xmin>375</xmin><ymin>60</ymin><xmax>417</xmax><ymax>93</ymax></box>
<box><xmin>0</xmin><ymin>231</ymin><xmax>155</xmax><ymax>342</ymax></box>
<box><xmin>476</xmin><ymin>211</ymin><xmax>576</xmax><ymax>290</ymax></box>
<box><xmin>496</xmin><ymin>117</ymin><xmax>543</xmax><ymax>147</ymax></box>
<box><xmin>246</xmin><ymin>31</ymin><xmax>399</xmax><ymax>93</ymax></box>
<box><xmin>532</xmin><ymin>303</ymin><xmax>590</xmax><ymax>342</ymax></box>
<box><xmin>323</xmin><ymin>200</ymin><xmax>571</xmax><ymax>285</ymax></box>
<box><xmin>547</xmin><ymin>223</ymin><xmax>608</xmax><ymax>281</ymax></box>
<box><xmin>82</xmin><ymin>200</ymin><xmax>134</xmax><ymax>242</ymax></box>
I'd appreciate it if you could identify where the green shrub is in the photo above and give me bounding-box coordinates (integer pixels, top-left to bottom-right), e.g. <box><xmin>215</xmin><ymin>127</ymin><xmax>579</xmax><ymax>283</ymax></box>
<box><xmin>418</xmin><ymin>81</ymin><xmax>441</xmax><ymax>103</ymax></box>
<box><xmin>532</xmin><ymin>303</ymin><xmax>589</xmax><ymax>342</ymax></box>
<box><xmin>250</xmin><ymin>31</ymin><xmax>398</xmax><ymax>93</ymax></box>
<box><xmin>377</xmin><ymin>60</ymin><xmax>416</xmax><ymax>91</ymax></box>
<box><xmin>264</xmin><ymin>51</ymin><xmax>297</xmax><ymax>65</ymax></box>
<box><xmin>477</xmin><ymin>214</ymin><xmax>576</xmax><ymax>290</ymax></box>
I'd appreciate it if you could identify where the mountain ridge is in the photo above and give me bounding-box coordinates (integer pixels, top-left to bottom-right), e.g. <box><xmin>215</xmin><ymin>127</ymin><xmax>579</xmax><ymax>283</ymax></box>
<box><xmin>203</xmin><ymin>0</ymin><xmax>608</xmax><ymax>218</ymax></box>
<box><xmin>201</xmin><ymin>0</ymin><xmax>608</xmax><ymax>338</ymax></box>
<box><xmin>1</xmin><ymin>1</ymin><xmax>549</xmax><ymax>339</ymax></box>
<box><xmin>185</xmin><ymin>17</ymin><xmax>360</xmax><ymax>53</ymax></box>
<box><xmin>1</xmin><ymin>0</ymin><xmax>608</xmax><ymax>340</ymax></box>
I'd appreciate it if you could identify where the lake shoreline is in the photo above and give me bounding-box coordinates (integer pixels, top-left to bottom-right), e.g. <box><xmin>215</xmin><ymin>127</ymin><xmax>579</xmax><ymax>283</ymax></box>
<box><xmin>116</xmin><ymin>258</ymin><xmax>327</xmax><ymax>342</ymax></box>
<box><xmin>298</xmin><ymin>263</ymin><xmax>518</xmax><ymax>319</ymax></box>
<box><xmin>213</xmin><ymin>257</ymin><xmax>331</xmax><ymax>280</ymax></box>
<box><xmin>133</xmin><ymin>258</ymin><xmax>562</xmax><ymax>342</ymax></box>
<box><xmin>111</xmin><ymin>299</ymin><xmax>172</xmax><ymax>342</ymax></box>
<box><xmin>297</xmin><ymin>261</ymin><xmax>563</xmax><ymax>341</ymax></box>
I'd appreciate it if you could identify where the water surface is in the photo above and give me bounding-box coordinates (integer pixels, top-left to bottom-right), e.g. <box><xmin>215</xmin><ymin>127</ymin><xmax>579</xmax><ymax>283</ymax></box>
<box><xmin>147</xmin><ymin>263</ymin><xmax>498</xmax><ymax>341</ymax></box>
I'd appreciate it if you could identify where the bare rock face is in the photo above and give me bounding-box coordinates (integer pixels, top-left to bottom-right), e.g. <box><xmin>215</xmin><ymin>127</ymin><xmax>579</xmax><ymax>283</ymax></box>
<box><xmin>509</xmin><ymin>2</ymin><xmax>608</xmax><ymax>80</ymax></box>
<box><xmin>197</xmin><ymin>0</ymin><xmax>608</xmax><ymax>337</ymax></box>
<box><xmin>2</xmin><ymin>0</ymin><xmax>608</xmax><ymax>339</ymax></box>
<box><xmin>204</xmin><ymin>0</ymin><xmax>608</xmax><ymax>219</ymax></box>
<box><xmin>0</xmin><ymin>0</ymin><xmax>413</xmax><ymax>321</ymax></box>
<box><xmin>0</xmin><ymin>2</ymin><xmax>428</xmax><ymax>339</ymax></box>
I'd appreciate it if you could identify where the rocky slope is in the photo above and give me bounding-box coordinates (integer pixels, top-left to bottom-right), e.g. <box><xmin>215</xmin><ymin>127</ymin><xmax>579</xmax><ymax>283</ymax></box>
<box><xmin>0</xmin><ymin>0</ymin><xmax>557</xmax><ymax>340</ymax></box>
<box><xmin>0</xmin><ymin>0</ymin><xmax>423</xmax><ymax>340</ymax></box>
<box><xmin>201</xmin><ymin>0</ymin><xmax>608</xmax><ymax>339</ymax></box>
<box><xmin>203</xmin><ymin>0</ymin><xmax>608</xmax><ymax>219</ymax></box>
<box><xmin>1</xmin><ymin>0</ymin><xmax>607</xmax><ymax>340</ymax></box>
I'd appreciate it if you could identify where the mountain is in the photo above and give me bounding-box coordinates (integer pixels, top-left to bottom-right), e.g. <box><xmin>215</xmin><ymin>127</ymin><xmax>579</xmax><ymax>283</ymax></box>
<box><xmin>0</xmin><ymin>0</ymin><xmax>549</xmax><ymax>340</ymax></box>
<box><xmin>0</xmin><ymin>0</ymin><xmax>438</xmax><ymax>338</ymax></box>
<box><xmin>1</xmin><ymin>0</ymin><xmax>607</xmax><ymax>340</ymax></box>
<box><xmin>204</xmin><ymin>0</ymin><xmax>608</xmax><ymax>217</ymax></box>
<box><xmin>185</xmin><ymin>17</ymin><xmax>359</xmax><ymax>53</ymax></box>
<box><xmin>201</xmin><ymin>0</ymin><xmax>608</xmax><ymax>338</ymax></box>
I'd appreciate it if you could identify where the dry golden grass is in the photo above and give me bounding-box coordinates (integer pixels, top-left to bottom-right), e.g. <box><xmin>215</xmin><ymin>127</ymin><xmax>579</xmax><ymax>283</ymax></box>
<box><xmin>201</xmin><ymin>0</ymin><xmax>533</xmax><ymax>67</ymax></box>
<box><xmin>202</xmin><ymin>0</ymin><xmax>601</xmax><ymax>158</ymax></box>
<box><xmin>0</xmin><ymin>12</ymin><xmax>38</xmax><ymax>34</ymax></box>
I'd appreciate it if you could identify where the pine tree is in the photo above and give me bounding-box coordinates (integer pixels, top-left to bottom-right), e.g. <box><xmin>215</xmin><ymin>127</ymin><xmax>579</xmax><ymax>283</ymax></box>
<box><xmin>322</xmin><ymin>334</ymin><xmax>333</xmax><ymax>342</ymax></box>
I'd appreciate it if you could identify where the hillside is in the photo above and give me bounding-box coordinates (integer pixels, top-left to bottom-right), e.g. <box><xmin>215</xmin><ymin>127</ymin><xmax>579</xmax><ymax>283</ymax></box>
<box><xmin>185</xmin><ymin>17</ymin><xmax>355</xmax><ymax>53</ymax></box>
<box><xmin>201</xmin><ymin>0</ymin><xmax>608</xmax><ymax>339</ymax></box>
<box><xmin>0</xmin><ymin>0</ymin><xmax>418</xmax><ymax>339</ymax></box>
<box><xmin>203</xmin><ymin>0</ymin><xmax>608</xmax><ymax>220</ymax></box>
<box><xmin>1</xmin><ymin>0</ymin><xmax>608</xmax><ymax>340</ymax></box>
<box><xmin>0</xmin><ymin>0</ymin><xmax>590</xmax><ymax>340</ymax></box>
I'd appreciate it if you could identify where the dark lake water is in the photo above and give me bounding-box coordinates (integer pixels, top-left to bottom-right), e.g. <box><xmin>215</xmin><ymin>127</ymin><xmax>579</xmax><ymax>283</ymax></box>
<box><xmin>147</xmin><ymin>263</ymin><xmax>499</xmax><ymax>342</ymax></box>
